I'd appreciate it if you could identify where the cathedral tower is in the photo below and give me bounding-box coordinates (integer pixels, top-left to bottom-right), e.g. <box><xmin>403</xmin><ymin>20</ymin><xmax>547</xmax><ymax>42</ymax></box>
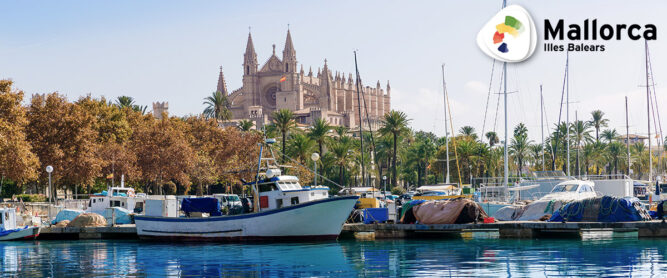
<box><xmin>243</xmin><ymin>32</ymin><xmax>259</xmax><ymax>105</ymax></box>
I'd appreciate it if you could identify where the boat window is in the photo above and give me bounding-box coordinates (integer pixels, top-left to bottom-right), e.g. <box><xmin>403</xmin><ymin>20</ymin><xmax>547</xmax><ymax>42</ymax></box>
<box><xmin>276</xmin><ymin>199</ymin><xmax>283</xmax><ymax>208</ymax></box>
<box><xmin>259</xmin><ymin>183</ymin><xmax>278</xmax><ymax>192</ymax></box>
<box><xmin>5</xmin><ymin>213</ymin><xmax>8</xmax><ymax>221</ymax></box>
<box><xmin>93</xmin><ymin>199</ymin><xmax>96</xmax><ymax>203</ymax></box>
<box><xmin>291</xmin><ymin>197</ymin><xmax>299</xmax><ymax>205</ymax></box>
<box><xmin>552</xmin><ymin>184</ymin><xmax>579</xmax><ymax>192</ymax></box>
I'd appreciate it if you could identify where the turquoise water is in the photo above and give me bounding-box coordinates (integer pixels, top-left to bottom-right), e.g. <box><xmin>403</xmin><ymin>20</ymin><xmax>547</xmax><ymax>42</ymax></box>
<box><xmin>1</xmin><ymin>238</ymin><xmax>666</xmax><ymax>277</ymax></box>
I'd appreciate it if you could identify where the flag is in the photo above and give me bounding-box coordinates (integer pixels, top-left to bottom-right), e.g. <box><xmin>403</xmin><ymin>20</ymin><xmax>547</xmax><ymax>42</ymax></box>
<box><xmin>106</xmin><ymin>173</ymin><xmax>114</xmax><ymax>179</ymax></box>
<box><xmin>279</xmin><ymin>76</ymin><xmax>287</xmax><ymax>82</ymax></box>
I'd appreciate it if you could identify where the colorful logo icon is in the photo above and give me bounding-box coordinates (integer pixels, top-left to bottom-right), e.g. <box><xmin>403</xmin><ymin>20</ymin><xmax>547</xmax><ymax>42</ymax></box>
<box><xmin>477</xmin><ymin>5</ymin><xmax>537</xmax><ymax>62</ymax></box>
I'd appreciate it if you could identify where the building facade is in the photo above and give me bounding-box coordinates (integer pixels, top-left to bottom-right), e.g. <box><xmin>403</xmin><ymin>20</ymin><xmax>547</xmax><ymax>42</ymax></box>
<box><xmin>216</xmin><ymin>30</ymin><xmax>391</xmax><ymax>129</ymax></box>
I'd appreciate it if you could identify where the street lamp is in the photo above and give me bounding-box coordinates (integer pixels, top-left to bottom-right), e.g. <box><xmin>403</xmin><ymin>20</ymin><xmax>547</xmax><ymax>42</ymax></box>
<box><xmin>382</xmin><ymin>175</ymin><xmax>387</xmax><ymax>198</ymax></box>
<box><xmin>311</xmin><ymin>153</ymin><xmax>320</xmax><ymax>187</ymax></box>
<box><xmin>45</xmin><ymin>165</ymin><xmax>53</xmax><ymax>204</ymax></box>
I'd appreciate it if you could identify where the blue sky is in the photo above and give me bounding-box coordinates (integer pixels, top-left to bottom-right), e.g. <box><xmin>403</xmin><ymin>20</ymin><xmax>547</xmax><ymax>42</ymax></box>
<box><xmin>2</xmin><ymin>0</ymin><xmax>667</xmax><ymax>142</ymax></box>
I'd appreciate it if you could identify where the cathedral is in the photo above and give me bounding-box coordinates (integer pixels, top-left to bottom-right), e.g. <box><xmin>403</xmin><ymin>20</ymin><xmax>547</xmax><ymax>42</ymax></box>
<box><xmin>216</xmin><ymin>30</ymin><xmax>391</xmax><ymax>129</ymax></box>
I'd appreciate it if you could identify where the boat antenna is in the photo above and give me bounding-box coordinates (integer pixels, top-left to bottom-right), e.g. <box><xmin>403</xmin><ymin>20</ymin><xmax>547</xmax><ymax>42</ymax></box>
<box><xmin>442</xmin><ymin>64</ymin><xmax>450</xmax><ymax>184</ymax></box>
<box><xmin>354</xmin><ymin>51</ymin><xmax>365</xmax><ymax>187</ymax></box>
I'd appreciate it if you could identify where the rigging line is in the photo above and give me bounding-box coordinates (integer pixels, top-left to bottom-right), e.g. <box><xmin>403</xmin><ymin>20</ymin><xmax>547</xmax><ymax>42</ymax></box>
<box><xmin>445</xmin><ymin>88</ymin><xmax>463</xmax><ymax>186</ymax></box>
<box><xmin>358</xmin><ymin>71</ymin><xmax>379</xmax><ymax>182</ymax></box>
<box><xmin>481</xmin><ymin>60</ymin><xmax>497</xmax><ymax>136</ymax></box>
<box><xmin>493</xmin><ymin>66</ymin><xmax>504</xmax><ymax>133</ymax></box>
<box><xmin>272</xmin><ymin>147</ymin><xmax>345</xmax><ymax>189</ymax></box>
<box><xmin>648</xmin><ymin>45</ymin><xmax>664</xmax><ymax>146</ymax></box>
<box><xmin>541</xmin><ymin>88</ymin><xmax>556</xmax><ymax>165</ymax></box>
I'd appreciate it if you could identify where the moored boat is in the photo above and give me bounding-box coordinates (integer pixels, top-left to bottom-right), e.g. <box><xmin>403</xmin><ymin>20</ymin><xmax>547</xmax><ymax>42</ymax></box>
<box><xmin>135</xmin><ymin>139</ymin><xmax>358</xmax><ymax>241</ymax></box>
<box><xmin>0</xmin><ymin>208</ymin><xmax>40</xmax><ymax>240</ymax></box>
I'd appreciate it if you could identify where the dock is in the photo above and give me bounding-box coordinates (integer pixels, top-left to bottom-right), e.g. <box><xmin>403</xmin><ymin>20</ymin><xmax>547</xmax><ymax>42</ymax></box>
<box><xmin>342</xmin><ymin>221</ymin><xmax>667</xmax><ymax>239</ymax></box>
<box><xmin>38</xmin><ymin>225</ymin><xmax>138</xmax><ymax>240</ymax></box>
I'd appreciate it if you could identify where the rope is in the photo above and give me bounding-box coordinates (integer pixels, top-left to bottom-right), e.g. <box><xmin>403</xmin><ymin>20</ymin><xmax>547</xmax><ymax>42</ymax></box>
<box><xmin>445</xmin><ymin>90</ymin><xmax>463</xmax><ymax>186</ymax></box>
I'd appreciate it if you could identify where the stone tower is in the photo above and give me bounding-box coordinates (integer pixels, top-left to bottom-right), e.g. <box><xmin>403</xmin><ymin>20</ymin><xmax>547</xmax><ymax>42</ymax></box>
<box><xmin>243</xmin><ymin>32</ymin><xmax>259</xmax><ymax>105</ymax></box>
<box><xmin>152</xmin><ymin>102</ymin><xmax>169</xmax><ymax>120</ymax></box>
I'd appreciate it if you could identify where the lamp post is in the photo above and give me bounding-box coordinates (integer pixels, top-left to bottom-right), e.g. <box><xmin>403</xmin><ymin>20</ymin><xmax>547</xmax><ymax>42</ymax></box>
<box><xmin>311</xmin><ymin>153</ymin><xmax>320</xmax><ymax>187</ymax></box>
<box><xmin>46</xmin><ymin>165</ymin><xmax>53</xmax><ymax>204</ymax></box>
<box><xmin>382</xmin><ymin>175</ymin><xmax>387</xmax><ymax>198</ymax></box>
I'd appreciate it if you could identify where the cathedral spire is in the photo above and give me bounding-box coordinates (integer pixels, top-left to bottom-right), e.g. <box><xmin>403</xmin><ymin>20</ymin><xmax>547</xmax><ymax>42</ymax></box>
<box><xmin>244</xmin><ymin>32</ymin><xmax>258</xmax><ymax>75</ymax></box>
<box><xmin>217</xmin><ymin>66</ymin><xmax>228</xmax><ymax>96</ymax></box>
<box><xmin>283</xmin><ymin>29</ymin><xmax>296</xmax><ymax>58</ymax></box>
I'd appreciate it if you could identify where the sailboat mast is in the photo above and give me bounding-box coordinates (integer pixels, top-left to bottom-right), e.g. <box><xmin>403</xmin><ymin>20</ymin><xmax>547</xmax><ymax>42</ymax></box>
<box><xmin>541</xmin><ymin>85</ymin><xmax>545</xmax><ymax>171</ymax></box>
<box><xmin>566</xmin><ymin>51</ymin><xmax>570</xmax><ymax>176</ymax></box>
<box><xmin>442</xmin><ymin>64</ymin><xmax>450</xmax><ymax>184</ymax></box>
<box><xmin>502</xmin><ymin>0</ymin><xmax>508</xmax><ymax>187</ymax></box>
<box><xmin>626</xmin><ymin>96</ymin><xmax>630</xmax><ymax>176</ymax></box>
<box><xmin>645</xmin><ymin>40</ymin><xmax>653</xmax><ymax>182</ymax></box>
<box><xmin>354</xmin><ymin>51</ymin><xmax>365</xmax><ymax>186</ymax></box>
<box><xmin>576</xmin><ymin>110</ymin><xmax>580</xmax><ymax>177</ymax></box>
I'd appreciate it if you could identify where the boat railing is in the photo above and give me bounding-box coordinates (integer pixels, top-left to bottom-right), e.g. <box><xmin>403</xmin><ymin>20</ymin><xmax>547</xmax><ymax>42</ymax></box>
<box><xmin>579</xmin><ymin>174</ymin><xmax>631</xmax><ymax>181</ymax></box>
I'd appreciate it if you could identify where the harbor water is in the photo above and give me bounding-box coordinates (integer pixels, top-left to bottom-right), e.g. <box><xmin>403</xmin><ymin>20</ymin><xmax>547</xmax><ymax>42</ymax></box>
<box><xmin>2</xmin><ymin>237</ymin><xmax>667</xmax><ymax>277</ymax></box>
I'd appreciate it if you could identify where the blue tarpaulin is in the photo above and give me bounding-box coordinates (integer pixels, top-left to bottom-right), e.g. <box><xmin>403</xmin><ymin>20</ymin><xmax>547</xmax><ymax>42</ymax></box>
<box><xmin>363</xmin><ymin>208</ymin><xmax>389</xmax><ymax>224</ymax></box>
<box><xmin>549</xmin><ymin>196</ymin><xmax>651</xmax><ymax>222</ymax></box>
<box><xmin>51</xmin><ymin>209</ymin><xmax>84</xmax><ymax>225</ymax></box>
<box><xmin>181</xmin><ymin>198</ymin><xmax>221</xmax><ymax>216</ymax></box>
<box><xmin>103</xmin><ymin>207</ymin><xmax>133</xmax><ymax>224</ymax></box>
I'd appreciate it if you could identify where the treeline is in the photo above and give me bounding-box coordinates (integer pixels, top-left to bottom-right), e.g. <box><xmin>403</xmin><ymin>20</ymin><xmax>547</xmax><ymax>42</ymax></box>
<box><xmin>0</xmin><ymin>80</ymin><xmax>262</xmax><ymax>198</ymax></box>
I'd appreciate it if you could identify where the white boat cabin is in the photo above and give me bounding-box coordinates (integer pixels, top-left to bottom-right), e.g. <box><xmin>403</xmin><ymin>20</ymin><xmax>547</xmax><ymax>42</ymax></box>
<box><xmin>87</xmin><ymin>187</ymin><xmax>144</xmax><ymax>214</ymax></box>
<box><xmin>540</xmin><ymin>180</ymin><xmax>597</xmax><ymax>201</ymax></box>
<box><xmin>256</xmin><ymin>169</ymin><xmax>329</xmax><ymax>211</ymax></box>
<box><xmin>0</xmin><ymin>208</ymin><xmax>17</xmax><ymax>231</ymax></box>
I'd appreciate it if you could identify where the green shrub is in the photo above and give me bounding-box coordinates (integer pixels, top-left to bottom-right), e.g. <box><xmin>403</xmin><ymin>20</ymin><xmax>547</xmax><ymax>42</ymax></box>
<box><xmin>390</xmin><ymin>187</ymin><xmax>406</xmax><ymax>195</ymax></box>
<box><xmin>16</xmin><ymin>194</ymin><xmax>47</xmax><ymax>202</ymax></box>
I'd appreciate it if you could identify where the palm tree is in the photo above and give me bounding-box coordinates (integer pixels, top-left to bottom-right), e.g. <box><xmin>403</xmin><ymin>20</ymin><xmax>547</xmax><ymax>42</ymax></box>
<box><xmin>115</xmin><ymin>96</ymin><xmax>135</xmax><ymax>108</ymax></box>
<box><xmin>601</xmin><ymin>129</ymin><xmax>618</xmax><ymax>143</ymax></box>
<box><xmin>589</xmin><ymin>110</ymin><xmax>609</xmax><ymax>142</ymax></box>
<box><xmin>529</xmin><ymin>144</ymin><xmax>543</xmax><ymax>170</ymax></box>
<box><xmin>509</xmin><ymin>134</ymin><xmax>533</xmax><ymax>176</ymax></box>
<box><xmin>308</xmin><ymin>118</ymin><xmax>331</xmax><ymax>156</ymax></box>
<box><xmin>572</xmin><ymin>120</ymin><xmax>593</xmax><ymax>175</ymax></box>
<box><xmin>203</xmin><ymin>91</ymin><xmax>231</xmax><ymax>121</ymax></box>
<box><xmin>379</xmin><ymin>110</ymin><xmax>411</xmax><ymax>188</ymax></box>
<box><xmin>287</xmin><ymin>133</ymin><xmax>315</xmax><ymax>163</ymax></box>
<box><xmin>606</xmin><ymin>141</ymin><xmax>625</xmax><ymax>175</ymax></box>
<box><xmin>330</xmin><ymin>140</ymin><xmax>354</xmax><ymax>187</ymax></box>
<box><xmin>459</xmin><ymin>126</ymin><xmax>477</xmax><ymax>140</ymax></box>
<box><xmin>238</xmin><ymin>119</ymin><xmax>254</xmax><ymax>131</ymax></box>
<box><xmin>485</xmin><ymin>131</ymin><xmax>499</xmax><ymax>147</ymax></box>
<box><xmin>513</xmin><ymin>123</ymin><xmax>528</xmax><ymax>138</ymax></box>
<box><xmin>272</xmin><ymin>109</ymin><xmax>295</xmax><ymax>163</ymax></box>
<box><xmin>631</xmin><ymin>142</ymin><xmax>647</xmax><ymax>179</ymax></box>
<box><xmin>334</xmin><ymin>126</ymin><xmax>349</xmax><ymax>138</ymax></box>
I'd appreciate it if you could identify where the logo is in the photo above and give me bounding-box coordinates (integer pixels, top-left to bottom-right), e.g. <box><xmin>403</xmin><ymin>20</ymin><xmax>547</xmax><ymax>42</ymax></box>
<box><xmin>477</xmin><ymin>5</ymin><xmax>537</xmax><ymax>62</ymax></box>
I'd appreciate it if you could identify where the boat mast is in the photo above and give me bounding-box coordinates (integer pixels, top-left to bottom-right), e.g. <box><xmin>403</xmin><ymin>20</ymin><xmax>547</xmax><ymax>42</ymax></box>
<box><xmin>502</xmin><ymin>0</ymin><xmax>509</xmax><ymax>187</ymax></box>
<box><xmin>566</xmin><ymin>51</ymin><xmax>570</xmax><ymax>176</ymax></box>
<box><xmin>576</xmin><ymin>110</ymin><xmax>580</xmax><ymax>177</ymax></box>
<box><xmin>645</xmin><ymin>40</ymin><xmax>653</xmax><ymax>182</ymax></box>
<box><xmin>626</xmin><ymin>96</ymin><xmax>631</xmax><ymax>176</ymax></box>
<box><xmin>442</xmin><ymin>64</ymin><xmax>450</xmax><ymax>184</ymax></box>
<box><xmin>354</xmin><ymin>51</ymin><xmax>365</xmax><ymax>186</ymax></box>
<box><xmin>540</xmin><ymin>84</ymin><xmax>545</xmax><ymax>171</ymax></box>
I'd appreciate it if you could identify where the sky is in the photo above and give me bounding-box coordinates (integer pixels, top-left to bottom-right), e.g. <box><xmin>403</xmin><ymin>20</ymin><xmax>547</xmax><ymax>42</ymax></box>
<box><xmin>2</xmin><ymin>0</ymin><xmax>667</xmax><ymax>143</ymax></box>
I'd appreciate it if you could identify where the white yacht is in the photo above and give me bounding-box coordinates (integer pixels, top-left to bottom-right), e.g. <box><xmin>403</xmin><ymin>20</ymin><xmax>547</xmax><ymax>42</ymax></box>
<box><xmin>539</xmin><ymin>180</ymin><xmax>597</xmax><ymax>201</ymax></box>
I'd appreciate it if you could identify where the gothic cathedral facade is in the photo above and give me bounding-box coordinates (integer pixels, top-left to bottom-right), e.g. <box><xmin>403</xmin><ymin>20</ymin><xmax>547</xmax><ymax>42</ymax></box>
<box><xmin>216</xmin><ymin>30</ymin><xmax>391</xmax><ymax>129</ymax></box>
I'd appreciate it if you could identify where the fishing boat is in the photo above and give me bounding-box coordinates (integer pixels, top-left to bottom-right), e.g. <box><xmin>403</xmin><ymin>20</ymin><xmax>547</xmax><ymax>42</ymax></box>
<box><xmin>135</xmin><ymin>139</ymin><xmax>358</xmax><ymax>241</ymax></box>
<box><xmin>0</xmin><ymin>208</ymin><xmax>40</xmax><ymax>240</ymax></box>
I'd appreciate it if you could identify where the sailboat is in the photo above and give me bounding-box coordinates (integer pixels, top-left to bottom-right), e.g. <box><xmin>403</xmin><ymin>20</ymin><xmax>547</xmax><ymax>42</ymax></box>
<box><xmin>135</xmin><ymin>139</ymin><xmax>359</xmax><ymax>241</ymax></box>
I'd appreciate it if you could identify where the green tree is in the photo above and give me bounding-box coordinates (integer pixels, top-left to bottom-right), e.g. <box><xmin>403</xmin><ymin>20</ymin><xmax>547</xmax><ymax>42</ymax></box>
<box><xmin>272</xmin><ymin>109</ymin><xmax>295</xmax><ymax>163</ymax></box>
<box><xmin>509</xmin><ymin>133</ymin><xmax>533</xmax><ymax>176</ymax></box>
<box><xmin>459</xmin><ymin>126</ymin><xmax>477</xmax><ymax>140</ymax></box>
<box><xmin>589</xmin><ymin>110</ymin><xmax>609</xmax><ymax>142</ymax></box>
<box><xmin>601</xmin><ymin>129</ymin><xmax>618</xmax><ymax>143</ymax></box>
<box><xmin>238</xmin><ymin>119</ymin><xmax>254</xmax><ymax>131</ymax></box>
<box><xmin>287</xmin><ymin>133</ymin><xmax>315</xmax><ymax>163</ymax></box>
<box><xmin>379</xmin><ymin>110</ymin><xmax>411</xmax><ymax>188</ymax></box>
<box><xmin>308</xmin><ymin>118</ymin><xmax>331</xmax><ymax>156</ymax></box>
<box><xmin>485</xmin><ymin>131</ymin><xmax>499</xmax><ymax>147</ymax></box>
<box><xmin>203</xmin><ymin>91</ymin><xmax>231</xmax><ymax>121</ymax></box>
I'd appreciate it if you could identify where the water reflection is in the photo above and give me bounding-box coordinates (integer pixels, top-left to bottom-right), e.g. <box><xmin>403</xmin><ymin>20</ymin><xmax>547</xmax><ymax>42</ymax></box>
<box><xmin>0</xmin><ymin>238</ymin><xmax>665</xmax><ymax>277</ymax></box>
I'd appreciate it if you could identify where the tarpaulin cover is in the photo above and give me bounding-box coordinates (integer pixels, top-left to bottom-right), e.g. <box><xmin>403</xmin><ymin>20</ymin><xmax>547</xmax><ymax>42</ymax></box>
<box><xmin>363</xmin><ymin>208</ymin><xmax>389</xmax><ymax>224</ymax></box>
<box><xmin>494</xmin><ymin>200</ymin><xmax>568</xmax><ymax>221</ymax></box>
<box><xmin>181</xmin><ymin>197</ymin><xmax>220</xmax><ymax>214</ymax></box>
<box><xmin>0</xmin><ymin>226</ymin><xmax>29</xmax><ymax>237</ymax></box>
<box><xmin>549</xmin><ymin>196</ymin><xmax>651</xmax><ymax>222</ymax></box>
<box><xmin>51</xmin><ymin>209</ymin><xmax>84</xmax><ymax>225</ymax></box>
<box><xmin>413</xmin><ymin>199</ymin><xmax>485</xmax><ymax>224</ymax></box>
<box><xmin>103</xmin><ymin>207</ymin><xmax>133</xmax><ymax>224</ymax></box>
